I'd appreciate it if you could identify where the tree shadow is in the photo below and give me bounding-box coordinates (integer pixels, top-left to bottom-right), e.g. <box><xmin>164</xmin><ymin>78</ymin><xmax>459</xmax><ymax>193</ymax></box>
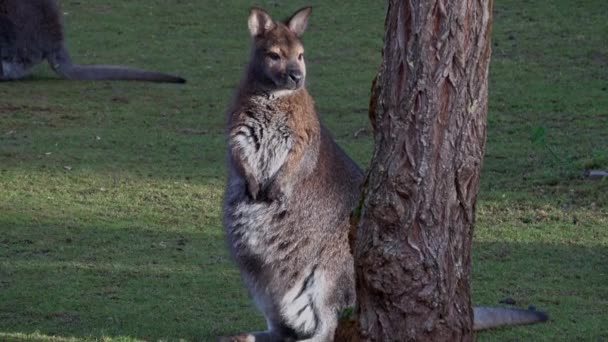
<box><xmin>1</xmin><ymin>212</ymin><xmax>606</xmax><ymax>341</ymax></box>
<box><xmin>0</xmin><ymin>214</ymin><xmax>260</xmax><ymax>341</ymax></box>
<box><xmin>472</xmin><ymin>240</ymin><xmax>607</xmax><ymax>340</ymax></box>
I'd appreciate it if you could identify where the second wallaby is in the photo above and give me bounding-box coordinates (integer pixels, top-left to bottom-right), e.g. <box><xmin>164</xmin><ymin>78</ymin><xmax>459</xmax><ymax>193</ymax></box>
<box><xmin>0</xmin><ymin>0</ymin><xmax>185</xmax><ymax>83</ymax></box>
<box><xmin>222</xmin><ymin>7</ymin><xmax>548</xmax><ymax>341</ymax></box>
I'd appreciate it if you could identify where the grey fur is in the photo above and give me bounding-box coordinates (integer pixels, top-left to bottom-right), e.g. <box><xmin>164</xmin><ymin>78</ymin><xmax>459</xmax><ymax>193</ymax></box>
<box><xmin>222</xmin><ymin>7</ymin><xmax>548</xmax><ymax>341</ymax></box>
<box><xmin>0</xmin><ymin>0</ymin><xmax>185</xmax><ymax>83</ymax></box>
<box><xmin>224</xmin><ymin>97</ymin><xmax>362</xmax><ymax>341</ymax></box>
<box><xmin>473</xmin><ymin>307</ymin><xmax>549</xmax><ymax>331</ymax></box>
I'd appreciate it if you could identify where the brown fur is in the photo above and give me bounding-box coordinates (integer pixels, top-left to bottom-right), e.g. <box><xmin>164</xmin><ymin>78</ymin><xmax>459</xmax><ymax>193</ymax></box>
<box><xmin>228</xmin><ymin>88</ymin><xmax>319</xmax><ymax>200</ymax></box>
<box><xmin>226</xmin><ymin>8</ymin><xmax>317</xmax><ymax>202</ymax></box>
<box><xmin>272</xmin><ymin>90</ymin><xmax>318</xmax><ymax>182</ymax></box>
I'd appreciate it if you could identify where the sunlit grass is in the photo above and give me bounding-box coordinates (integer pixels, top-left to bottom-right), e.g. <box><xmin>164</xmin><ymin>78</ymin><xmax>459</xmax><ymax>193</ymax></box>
<box><xmin>1</xmin><ymin>0</ymin><xmax>606</xmax><ymax>340</ymax></box>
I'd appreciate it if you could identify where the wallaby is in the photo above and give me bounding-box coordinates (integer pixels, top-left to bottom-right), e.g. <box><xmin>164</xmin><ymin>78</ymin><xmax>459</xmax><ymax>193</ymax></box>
<box><xmin>0</xmin><ymin>0</ymin><xmax>185</xmax><ymax>83</ymax></box>
<box><xmin>222</xmin><ymin>7</ymin><xmax>548</xmax><ymax>341</ymax></box>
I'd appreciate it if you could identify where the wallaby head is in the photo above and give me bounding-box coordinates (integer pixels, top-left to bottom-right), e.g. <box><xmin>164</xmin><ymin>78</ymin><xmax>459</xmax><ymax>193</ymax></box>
<box><xmin>246</xmin><ymin>7</ymin><xmax>311</xmax><ymax>96</ymax></box>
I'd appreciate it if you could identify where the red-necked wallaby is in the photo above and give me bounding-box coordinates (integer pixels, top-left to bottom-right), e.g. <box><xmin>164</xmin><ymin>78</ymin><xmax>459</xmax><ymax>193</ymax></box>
<box><xmin>0</xmin><ymin>0</ymin><xmax>185</xmax><ymax>83</ymax></box>
<box><xmin>222</xmin><ymin>7</ymin><xmax>547</xmax><ymax>341</ymax></box>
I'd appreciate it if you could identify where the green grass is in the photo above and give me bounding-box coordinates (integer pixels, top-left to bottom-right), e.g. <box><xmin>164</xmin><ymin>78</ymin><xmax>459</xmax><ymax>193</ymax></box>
<box><xmin>1</xmin><ymin>0</ymin><xmax>606</xmax><ymax>341</ymax></box>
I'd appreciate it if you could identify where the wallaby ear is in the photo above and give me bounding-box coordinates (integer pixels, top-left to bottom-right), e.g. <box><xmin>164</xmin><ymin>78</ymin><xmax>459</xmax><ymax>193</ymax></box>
<box><xmin>248</xmin><ymin>7</ymin><xmax>275</xmax><ymax>37</ymax></box>
<box><xmin>286</xmin><ymin>7</ymin><xmax>312</xmax><ymax>36</ymax></box>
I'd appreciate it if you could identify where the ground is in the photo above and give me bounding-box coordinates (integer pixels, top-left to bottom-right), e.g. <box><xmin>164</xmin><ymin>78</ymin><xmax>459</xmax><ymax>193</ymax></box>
<box><xmin>0</xmin><ymin>0</ymin><xmax>606</xmax><ymax>341</ymax></box>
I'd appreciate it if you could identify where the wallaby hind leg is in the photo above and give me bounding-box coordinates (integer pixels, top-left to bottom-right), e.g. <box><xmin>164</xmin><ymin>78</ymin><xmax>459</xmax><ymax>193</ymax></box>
<box><xmin>0</xmin><ymin>15</ymin><xmax>24</xmax><ymax>80</ymax></box>
<box><xmin>1</xmin><ymin>61</ymin><xmax>32</xmax><ymax>80</ymax></box>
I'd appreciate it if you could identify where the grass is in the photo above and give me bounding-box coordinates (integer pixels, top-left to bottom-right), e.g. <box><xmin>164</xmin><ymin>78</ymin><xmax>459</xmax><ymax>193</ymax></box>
<box><xmin>0</xmin><ymin>0</ymin><xmax>606</xmax><ymax>341</ymax></box>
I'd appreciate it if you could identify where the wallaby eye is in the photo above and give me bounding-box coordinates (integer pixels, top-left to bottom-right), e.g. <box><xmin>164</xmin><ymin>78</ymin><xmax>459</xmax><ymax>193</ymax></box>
<box><xmin>267</xmin><ymin>52</ymin><xmax>281</xmax><ymax>61</ymax></box>
<box><xmin>298</xmin><ymin>53</ymin><xmax>304</xmax><ymax>61</ymax></box>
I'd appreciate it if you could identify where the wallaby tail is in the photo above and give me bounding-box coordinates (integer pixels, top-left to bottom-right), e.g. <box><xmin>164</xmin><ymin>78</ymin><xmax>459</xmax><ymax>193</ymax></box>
<box><xmin>473</xmin><ymin>306</ymin><xmax>548</xmax><ymax>331</ymax></box>
<box><xmin>59</xmin><ymin>64</ymin><xmax>186</xmax><ymax>83</ymax></box>
<box><xmin>48</xmin><ymin>46</ymin><xmax>186</xmax><ymax>83</ymax></box>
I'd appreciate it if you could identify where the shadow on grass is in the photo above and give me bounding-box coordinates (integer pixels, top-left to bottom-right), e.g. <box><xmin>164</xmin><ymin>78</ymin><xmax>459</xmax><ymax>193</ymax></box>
<box><xmin>1</xmin><ymin>211</ymin><xmax>606</xmax><ymax>341</ymax></box>
<box><xmin>472</xmin><ymin>240</ymin><xmax>607</xmax><ymax>341</ymax></box>
<box><xmin>0</xmin><ymin>213</ymin><xmax>259</xmax><ymax>341</ymax></box>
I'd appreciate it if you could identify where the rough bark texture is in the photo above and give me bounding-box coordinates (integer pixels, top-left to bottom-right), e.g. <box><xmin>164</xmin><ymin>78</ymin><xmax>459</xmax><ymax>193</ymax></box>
<box><xmin>339</xmin><ymin>0</ymin><xmax>493</xmax><ymax>340</ymax></box>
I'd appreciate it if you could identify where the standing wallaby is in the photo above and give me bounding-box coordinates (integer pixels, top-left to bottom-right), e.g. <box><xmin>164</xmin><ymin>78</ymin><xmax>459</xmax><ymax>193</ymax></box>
<box><xmin>0</xmin><ymin>0</ymin><xmax>185</xmax><ymax>83</ymax></box>
<box><xmin>222</xmin><ymin>7</ymin><xmax>548</xmax><ymax>341</ymax></box>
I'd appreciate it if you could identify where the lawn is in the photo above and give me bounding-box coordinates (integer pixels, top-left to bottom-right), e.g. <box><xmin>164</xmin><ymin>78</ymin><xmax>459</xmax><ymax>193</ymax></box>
<box><xmin>0</xmin><ymin>0</ymin><xmax>606</xmax><ymax>341</ymax></box>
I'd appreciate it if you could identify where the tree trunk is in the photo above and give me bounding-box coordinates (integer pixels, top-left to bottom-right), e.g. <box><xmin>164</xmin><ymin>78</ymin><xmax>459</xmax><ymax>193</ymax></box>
<box><xmin>338</xmin><ymin>0</ymin><xmax>493</xmax><ymax>340</ymax></box>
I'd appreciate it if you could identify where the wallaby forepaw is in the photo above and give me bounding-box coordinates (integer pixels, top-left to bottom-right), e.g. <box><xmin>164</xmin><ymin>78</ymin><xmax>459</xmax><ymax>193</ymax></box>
<box><xmin>247</xmin><ymin>180</ymin><xmax>260</xmax><ymax>201</ymax></box>
<box><xmin>260</xmin><ymin>183</ymin><xmax>284</xmax><ymax>203</ymax></box>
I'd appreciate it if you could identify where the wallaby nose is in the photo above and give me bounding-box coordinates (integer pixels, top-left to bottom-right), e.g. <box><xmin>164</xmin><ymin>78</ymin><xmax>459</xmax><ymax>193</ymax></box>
<box><xmin>289</xmin><ymin>70</ymin><xmax>303</xmax><ymax>83</ymax></box>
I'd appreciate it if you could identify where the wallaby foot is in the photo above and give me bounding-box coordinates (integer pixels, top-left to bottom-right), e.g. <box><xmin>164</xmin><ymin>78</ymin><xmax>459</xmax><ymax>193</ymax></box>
<box><xmin>1</xmin><ymin>61</ymin><xmax>32</xmax><ymax>80</ymax></box>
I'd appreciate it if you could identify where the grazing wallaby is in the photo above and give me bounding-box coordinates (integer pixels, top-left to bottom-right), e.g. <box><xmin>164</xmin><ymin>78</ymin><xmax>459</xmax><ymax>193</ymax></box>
<box><xmin>222</xmin><ymin>7</ymin><xmax>548</xmax><ymax>341</ymax></box>
<box><xmin>0</xmin><ymin>0</ymin><xmax>185</xmax><ymax>83</ymax></box>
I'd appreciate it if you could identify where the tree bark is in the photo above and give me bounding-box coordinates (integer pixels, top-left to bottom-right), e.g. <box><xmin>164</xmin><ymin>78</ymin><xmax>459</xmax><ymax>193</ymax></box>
<box><xmin>338</xmin><ymin>0</ymin><xmax>493</xmax><ymax>340</ymax></box>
